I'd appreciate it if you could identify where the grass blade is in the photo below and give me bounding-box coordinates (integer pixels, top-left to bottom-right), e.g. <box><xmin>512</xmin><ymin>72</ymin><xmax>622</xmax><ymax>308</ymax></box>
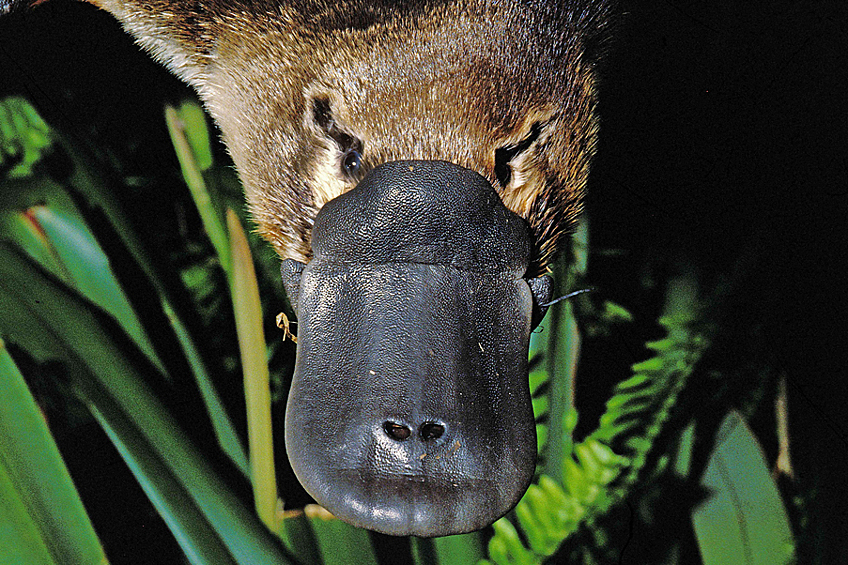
<box><xmin>173</xmin><ymin>101</ymin><xmax>213</xmax><ymax>172</ymax></box>
<box><xmin>227</xmin><ymin>208</ymin><xmax>279</xmax><ymax>531</ymax></box>
<box><xmin>161</xmin><ymin>104</ymin><xmax>251</xmax><ymax>475</ymax></box>
<box><xmin>165</xmin><ymin>104</ymin><xmax>231</xmax><ymax>274</ymax></box>
<box><xmin>541</xmin><ymin>221</ymin><xmax>588</xmax><ymax>482</ymax></box>
<box><xmin>163</xmin><ymin>300</ymin><xmax>251</xmax><ymax>477</ymax></box>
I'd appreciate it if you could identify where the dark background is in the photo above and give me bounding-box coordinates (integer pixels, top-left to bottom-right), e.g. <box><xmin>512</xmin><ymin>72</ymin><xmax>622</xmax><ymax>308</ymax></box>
<box><xmin>1</xmin><ymin>0</ymin><xmax>845</xmax><ymax>562</ymax></box>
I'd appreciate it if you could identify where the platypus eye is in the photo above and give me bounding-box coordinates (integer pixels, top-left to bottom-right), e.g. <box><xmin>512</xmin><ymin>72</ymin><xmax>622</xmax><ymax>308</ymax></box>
<box><xmin>311</xmin><ymin>96</ymin><xmax>364</xmax><ymax>179</ymax></box>
<box><xmin>342</xmin><ymin>148</ymin><xmax>362</xmax><ymax>177</ymax></box>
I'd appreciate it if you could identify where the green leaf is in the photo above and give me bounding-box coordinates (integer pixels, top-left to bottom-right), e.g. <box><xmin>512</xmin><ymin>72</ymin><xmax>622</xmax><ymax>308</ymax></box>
<box><xmin>1</xmin><ymin>203</ymin><xmax>61</xmax><ymax>272</ymax></box>
<box><xmin>430</xmin><ymin>533</ymin><xmax>485</xmax><ymax>565</ymax></box>
<box><xmin>165</xmin><ymin>104</ymin><xmax>231</xmax><ymax>274</ymax></box>
<box><xmin>304</xmin><ymin>506</ymin><xmax>379</xmax><ymax>565</ymax></box>
<box><xmin>0</xmin><ymin>340</ymin><xmax>107</xmax><ymax>565</ymax></box>
<box><xmin>277</xmin><ymin>510</ymin><xmax>322</xmax><ymax>565</ymax></box>
<box><xmin>0</xmin><ymin>461</ymin><xmax>56</xmax><ymax>565</ymax></box>
<box><xmin>485</xmin><ymin>272</ymin><xmax>713</xmax><ymax>564</ymax></box>
<box><xmin>162</xmin><ymin>299</ymin><xmax>251</xmax><ymax>477</ymax></box>
<box><xmin>0</xmin><ymin>97</ymin><xmax>55</xmax><ymax>178</ymax></box>
<box><xmin>540</xmin><ymin>254</ymin><xmax>583</xmax><ymax>483</ymax></box>
<box><xmin>673</xmin><ymin>421</ymin><xmax>697</xmax><ymax>477</ymax></box>
<box><xmin>645</xmin><ymin>338</ymin><xmax>674</xmax><ymax>352</ymax></box>
<box><xmin>630</xmin><ymin>357</ymin><xmax>664</xmax><ymax>372</ymax></box>
<box><xmin>0</xmin><ymin>99</ymin><xmax>249</xmax><ymax>476</ymax></box>
<box><xmin>82</xmin><ymin>380</ymin><xmax>238</xmax><ymax>565</ymax></box>
<box><xmin>599</xmin><ymin>300</ymin><xmax>633</xmax><ymax>324</ymax></box>
<box><xmin>22</xmin><ymin>205</ymin><xmax>164</xmax><ymax>374</ymax></box>
<box><xmin>174</xmin><ymin>101</ymin><xmax>214</xmax><ymax>172</ymax></box>
<box><xmin>228</xmin><ymin>209</ymin><xmax>279</xmax><ymax>531</ymax></box>
<box><xmin>488</xmin><ymin>519</ymin><xmax>537</xmax><ymax>565</ymax></box>
<box><xmin>0</xmin><ymin>246</ymin><xmax>292</xmax><ymax>564</ymax></box>
<box><xmin>692</xmin><ymin>411</ymin><xmax>795</xmax><ymax>565</ymax></box>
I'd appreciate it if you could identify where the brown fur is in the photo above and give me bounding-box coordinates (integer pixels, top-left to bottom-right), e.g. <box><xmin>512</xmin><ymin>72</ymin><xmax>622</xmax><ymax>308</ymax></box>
<box><xmin>5</xmin><ymin>0</ymin><xmax>618</xmax><ymax>274</ymax></box>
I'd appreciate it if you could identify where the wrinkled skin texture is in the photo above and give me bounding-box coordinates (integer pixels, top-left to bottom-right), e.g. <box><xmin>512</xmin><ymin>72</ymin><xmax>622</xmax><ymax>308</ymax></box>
<box><xmin>2</xmin><ymin>0</ymin><xmax>617</xmax><ymax>537</ymax></box>
<box><xmin>282</xmin><ymin>161</ymin><xmax>551</xmax><ymax>536</ymax></box>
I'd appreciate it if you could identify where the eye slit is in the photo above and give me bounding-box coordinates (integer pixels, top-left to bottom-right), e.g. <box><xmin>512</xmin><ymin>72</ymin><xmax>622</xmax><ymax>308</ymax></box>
<box><xmin>494</xmin><ymin>120</ymin><xmax>545</xmax><ymax>188</ymax></box>
<box><xmin>342</xmin><ymin>148</ymin><xmax>362</xmax><ymax>177</ymax></box>
<box><xmin>311</xmin><ymin>96</ymin><xmax>334</xmax><ymax>132</ymax></box>
<box><xmin>494</xmin><ymin>146</ymin><xmax>514</xmax><ymax>188</ymax></box>
<box><xmin>310</xmin><ymin>95</ymin><xmax>365</xmax><ymax>178</ymax></box>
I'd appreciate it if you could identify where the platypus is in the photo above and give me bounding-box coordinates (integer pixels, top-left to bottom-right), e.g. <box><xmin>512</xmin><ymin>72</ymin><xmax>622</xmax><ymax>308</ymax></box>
<box><xmin>1</xmin><ymin>0</ymin><xmax>618</xmax><ymax>537</ymax></box>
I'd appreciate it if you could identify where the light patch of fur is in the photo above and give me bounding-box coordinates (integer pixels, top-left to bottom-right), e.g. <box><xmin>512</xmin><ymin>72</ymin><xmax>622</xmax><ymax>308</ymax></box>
<box><xmin>496</xmin><ymin>109</ymin><xmax>557</xmax><ymax>217</ymax></box>
<box><xmin>310</xmin><ymin>154</ymin><xmax>350</xmax><ymax>210</ymax></box>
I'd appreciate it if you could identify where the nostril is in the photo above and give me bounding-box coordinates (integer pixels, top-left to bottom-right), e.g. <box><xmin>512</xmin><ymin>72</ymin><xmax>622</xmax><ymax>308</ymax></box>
<box><xmin>419</xmin><ymin>422</ymin><xmax>445</xmax><ymax>441</ymax></box>
<box><xmin>383</xmin><ymin>421</ymin><xmax>411</xmax><ymax>441</ymax></box>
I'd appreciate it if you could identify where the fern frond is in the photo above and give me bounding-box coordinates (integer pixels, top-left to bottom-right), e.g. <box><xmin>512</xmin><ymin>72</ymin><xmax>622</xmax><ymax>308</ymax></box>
<box><xmin>483</xmin><ymin>276</ymin><xmax>713</xmax><ymax>565</ymax></box>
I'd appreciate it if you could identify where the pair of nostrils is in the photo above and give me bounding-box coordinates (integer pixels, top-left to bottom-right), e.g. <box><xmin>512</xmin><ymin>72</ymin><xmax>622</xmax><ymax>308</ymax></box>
<box><xmin>384</xmin><ymin>420</ymin><xmax>445</xmax><ymax>442</ymax></box>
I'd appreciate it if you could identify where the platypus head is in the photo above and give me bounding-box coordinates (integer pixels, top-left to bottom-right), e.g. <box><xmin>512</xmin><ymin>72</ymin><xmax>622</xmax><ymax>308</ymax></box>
<box><xmin>282</xmin><ymin>160</ymin><xmax>551</xmax><ymax>536</ymax></box>
<box><xmin>5</xmin><ymin>0</ymin><xmax>618</xmax><ymax>538</ymax></box>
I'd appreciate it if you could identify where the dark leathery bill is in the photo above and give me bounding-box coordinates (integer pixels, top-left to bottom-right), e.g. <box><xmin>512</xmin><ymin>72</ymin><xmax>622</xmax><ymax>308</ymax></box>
<box><xmin>282</xmin><ymin>160</ymin><xmax>552</xmax><ymax>537</ymax></box>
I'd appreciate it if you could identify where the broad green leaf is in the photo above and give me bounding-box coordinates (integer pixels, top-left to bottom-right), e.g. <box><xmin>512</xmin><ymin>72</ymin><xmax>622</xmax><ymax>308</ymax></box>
<box><xmin>692</xmin><ymin>411</ymin><xmax>794</xmax><ymax>565</ymax></box>
<box><xmin>22</xmin><ymin>205</ymin><xmax>164</xmax><ymax>374</ymax></box>
<box><xmin>0</xmin><ymin>461</ymin><xmax>56</xmax><ymax>565</ymax></box>
<box><xmin>0</xmin><ymin>340</ymin><xmax>107</xmax><ymax>565</ymax></box>
<box><xmin>1</xmin><ymin>210</ymin><xmax>69</xmax><ymax>281</ymax></box>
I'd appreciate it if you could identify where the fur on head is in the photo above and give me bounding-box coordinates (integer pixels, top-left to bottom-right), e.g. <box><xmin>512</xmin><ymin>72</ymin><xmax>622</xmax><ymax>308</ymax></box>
<box><xmin>1</xmin><ymin>0</ymin><xmax>622</xmax><ymax>537</ymax></box>
<box><xmin>78</xmin><ymin>0</ymin><xmax>618</xmax><ymax>274</ymax></box>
